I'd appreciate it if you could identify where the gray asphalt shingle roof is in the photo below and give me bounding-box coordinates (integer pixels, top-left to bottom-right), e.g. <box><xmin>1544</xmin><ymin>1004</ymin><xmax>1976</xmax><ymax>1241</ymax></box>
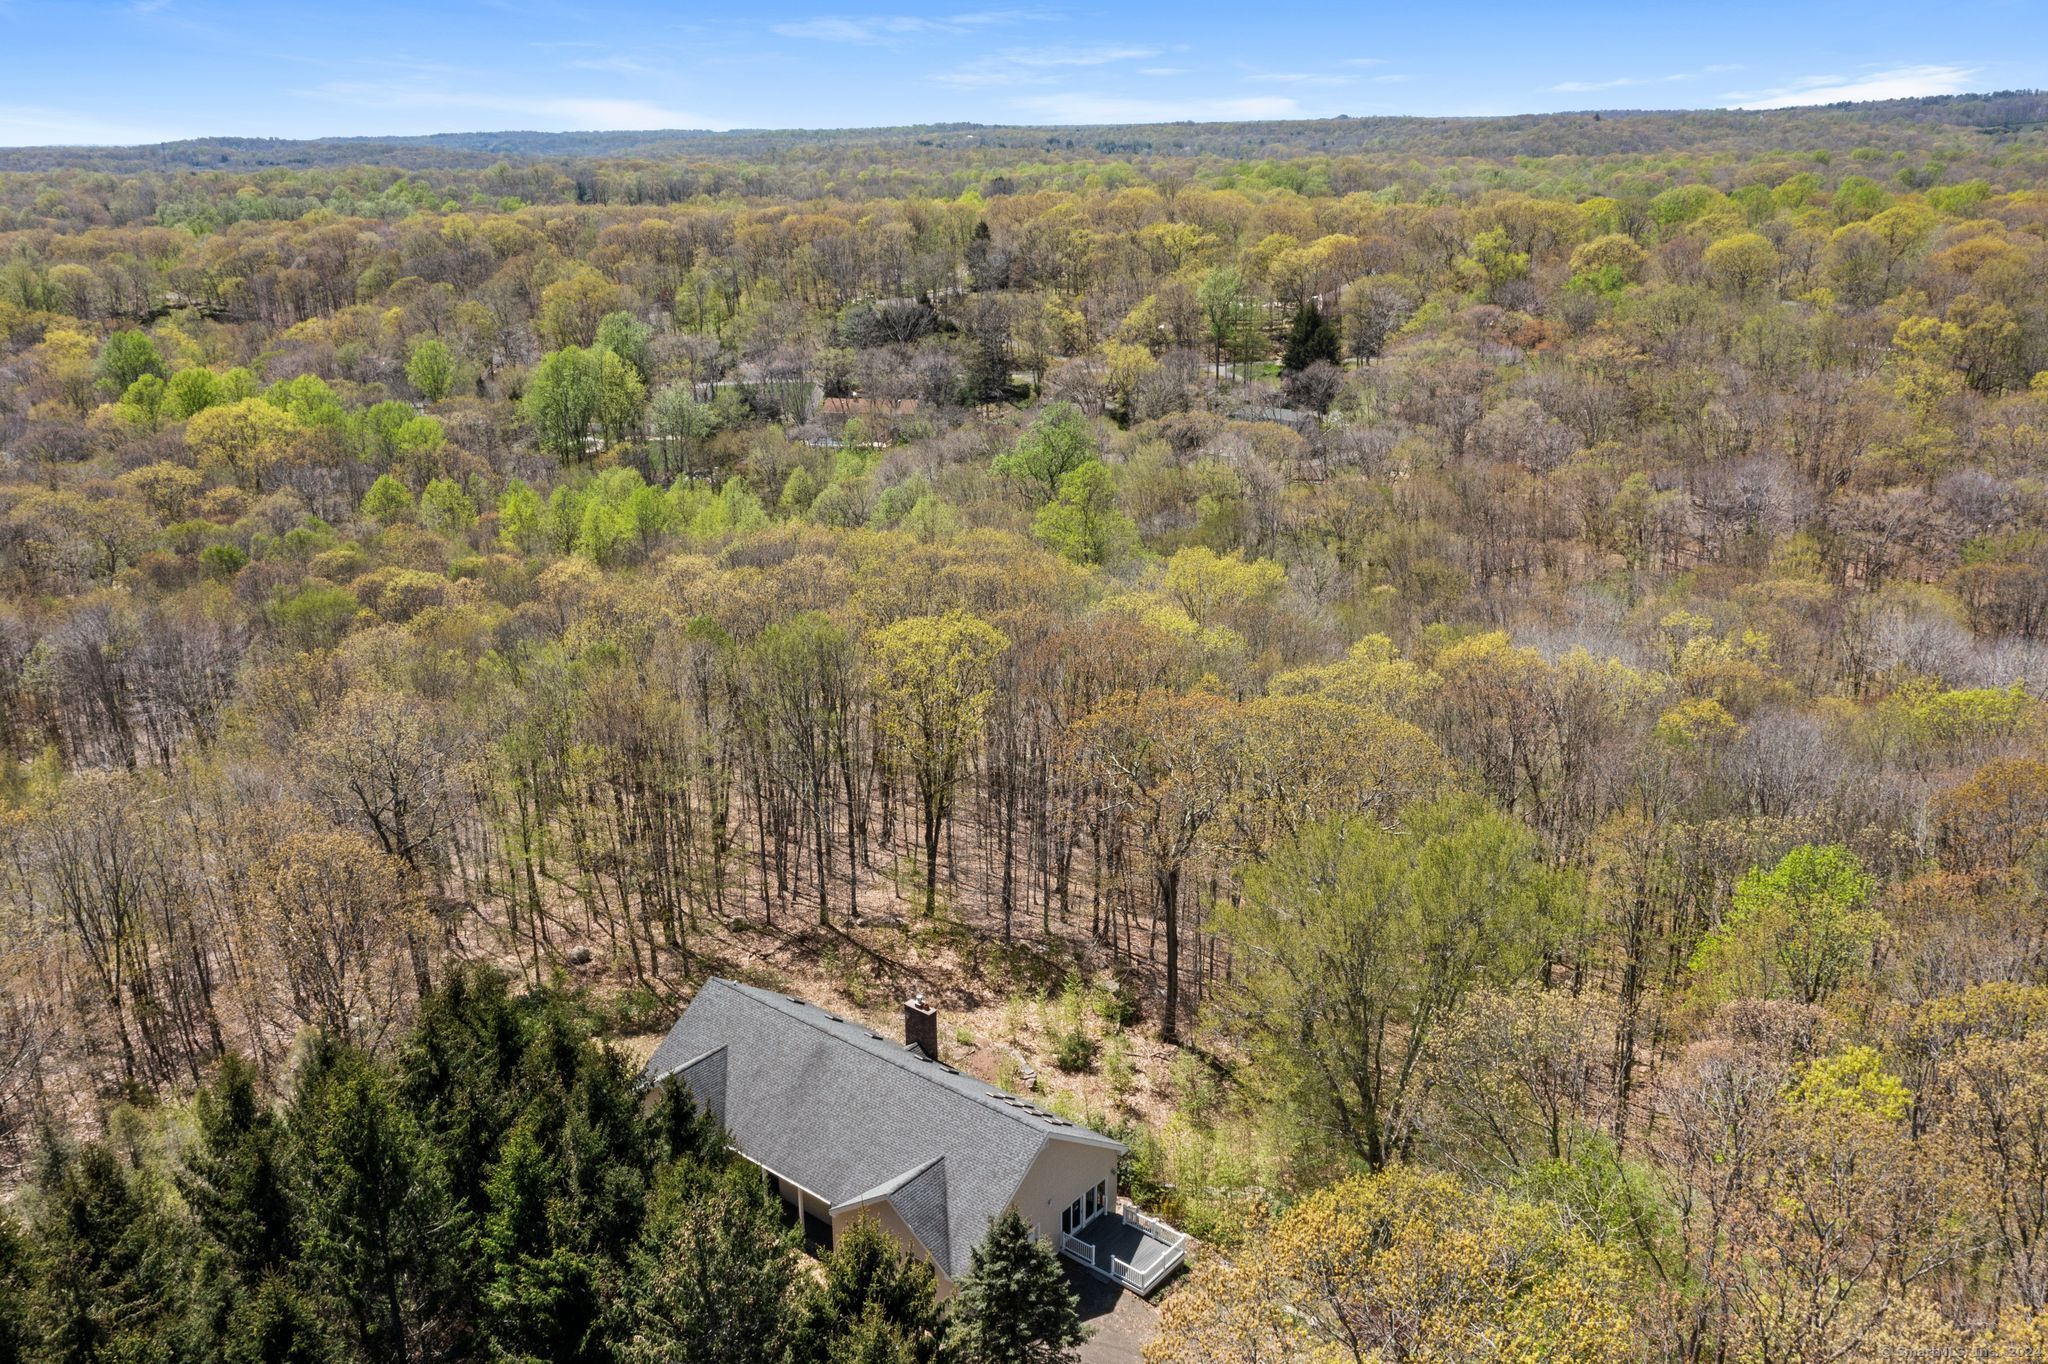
<box><xmin>643</xmin><ymin>978</ymin><xmax>1122</xmax><ymax>1277</ymax></box>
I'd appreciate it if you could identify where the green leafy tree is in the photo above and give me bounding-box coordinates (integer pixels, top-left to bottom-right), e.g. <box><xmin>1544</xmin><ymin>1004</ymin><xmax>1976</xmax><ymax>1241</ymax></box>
<box><xmin>868</xmin><ymin>612</ymin><xmax>1010</xmax><ymax>916</ymax></box>
<box><xmin>650</xmin><ymin>381</ymin><xmax>727</xmax><ymax>483</ymax></box>
<box><xmin>418</xmin><ymin>478</ymin><xmax>476</xmax><ymax>533</ymax></box>
<box><xmin>1198</xmin><ymin>265</ymin><xmax>1257</xmax><ymax>379</ymax></box>
<box><xmin>497</xmin><ymin>479</ymin><xmax>544</xmax><ymax>552</ymax></box>
<box><xmin>1689</xmin><ymin>843</ymin><xmax>1881</xmax><ymax>1005</ymax></box>
<box><xmin>114</xmin><ymin>373</ymin><xmax>167</xmax><ymax>431</ymax></box>
<box><xmin>594</xmin><ymin>310</ymin><xmax>653</xmax><ymax>380</ymax></box>
<box><xmin>268</xmin><ymin>374</ymin><xmax>348</xmax><ymax>431</ymax></box>
<box><xmin>1214</xmin><ymin>796</ymin><xmax>1570</xmax><ymax>1169</ymax></box>
<box><xmin>526</xmin><ymin>345</ymin><xmax>644</xmax><ymax>462</ymax></box>
<box><xmin>993</xmin><ymin>403</ymin><xmax>1096</xmax><ymax>503</ymax></box>
<box><xmin>946</xmin><ymin>1209</ymin><xmax>1082</xmax><ymax>1364</ymax></box>
<box><xmin>1703</xmin><ymin>231</ymin><xmax>1781</xmax><ymax>302</ymax></box>
<box><xmin>1031</xmin><ymin>460</ymin><xmax>1139</xmax><ymax>566</ymax></box>
<box><xmin>271</xmin><ymin>584</ymin><xmax>360</xmax><ymax>650</ymax></box>
<box><xmin>1148</xmin><ymin>1168</ymin><xmax>1633</xmax><ymax>1364</ymax></box>
<box><xmin>350</xmin><ymin>399</ymin><xmax>413</xmax><ymax>460</ymax></box>
<box><xmin>94</xmin><ymin>329</ymin><xmax>167</xmax><ymax>395</ymax></box>
<box><xmin>163</xmin><ymin>366</ymin><xmax>226</xmax><ymax>421</ymax></box>
<box><xmin>361</xmin><ymin>475</ymin><xmax>415</xmax><ymax>526</ymax></box>
<box><xmin>526</xmin><ymin>347</ymin><xmax>604</xmax><ymax>462</ymax></box>
<box><xmin>780</xmin><ymin>465</ymin><xmax>821</xmax><ymax>516</ymax></box>
<box><xmin>404</xmin><ymin>339</ymin><xmax>456</xmax><ymax>403</ymax></box>
<box><xmin>187</xmin><ymin>397</ymin><xmax>303</xmax><ymax>491</ymax></box>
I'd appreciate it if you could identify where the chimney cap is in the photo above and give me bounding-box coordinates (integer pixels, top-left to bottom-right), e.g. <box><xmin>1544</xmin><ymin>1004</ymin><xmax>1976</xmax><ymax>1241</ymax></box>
<box><xmin>903</xmin><ymin>994</ymin><xmax>939</xmax><ymax>1061</ymax></box>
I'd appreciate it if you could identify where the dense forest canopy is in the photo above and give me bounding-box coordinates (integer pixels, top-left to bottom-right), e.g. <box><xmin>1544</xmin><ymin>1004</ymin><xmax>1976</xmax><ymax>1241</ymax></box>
<box><xmin>5</xmin><ymin>90</ymin><xmax>2048</xmax><ymax>1361</ymax></box>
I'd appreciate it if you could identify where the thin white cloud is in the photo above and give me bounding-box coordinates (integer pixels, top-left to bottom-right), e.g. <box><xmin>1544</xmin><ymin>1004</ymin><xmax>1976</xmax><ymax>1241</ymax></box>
<box><xmin>1340</xmin><ymin>57</ymin><xmax>1386</xmax><ymax>68</ymax></box>
<box><xmin>772</xmin><ymin>11</ymin><xmax>1042</xmax><ymax>42</ymax></box>
<box><xmin>1549</xmin><ymin>70</ymin><xmax>1704</xmax><ymax>93</ymax></box>
<box><xmin>310</xmin><ymin>82</ymin><xmax>721</xmax><ymax>130</ymax></box>
<box><xmin>1244</xmin><ymin>70</ymin><xmax>1351</xmax><ymax>87</ymax></box>
<box><xmin>1137</xmin><ymin>67</ymin><xmax>1187</xmax><ymax>77</ymax></box>
<box><xmin>0</xmin><ymin>104</ymin><xmax>176</xmax><ymax>146</ymax></box>
<box><xmin>1726</xmin><ymin>63</ymin><xmax>1977</xmax><ymax>109</ymax></box>
<box><xmin>935</xmin><ymin>44</ymin><xmax>1155</xmax><ymax>89</ymax></box>
<box><xmin>570</xmin><ymin>55</ymin><xmax>665</xmax><ymax>75</ymax></box>
<box><xmin>772</xmin><ymin>17</ymin><xmax>904</xmax><ymax>40</ymax></box>
<box><xmin>1551</xmin><ymin>76</ymin><xmax>1648</xmax><ymax>92</ymax></box>
<box><xmin>1011</xmin><ymin>92</ymin><xmax>1308</xmax><ymax>123</ymax></box>
<box><xmin>948</xmin><ymin>9</ymin><xmax>1049</xmax><ymax>24</ymax></box>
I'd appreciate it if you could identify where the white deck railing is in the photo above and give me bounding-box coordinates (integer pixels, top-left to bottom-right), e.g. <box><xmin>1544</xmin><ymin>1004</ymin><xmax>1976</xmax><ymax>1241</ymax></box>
<box><xmin>1058</xmin><ymin>1205</ymin><xmax>1188</xmax><ymax>1296</ymax></box>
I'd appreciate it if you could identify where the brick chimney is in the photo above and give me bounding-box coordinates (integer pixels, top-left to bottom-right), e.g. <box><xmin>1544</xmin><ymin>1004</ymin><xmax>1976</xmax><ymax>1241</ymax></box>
<box><xmin>903</xmin><ymin>995</ymin><xmax>939</xmax><ymax>1061</ymax></box>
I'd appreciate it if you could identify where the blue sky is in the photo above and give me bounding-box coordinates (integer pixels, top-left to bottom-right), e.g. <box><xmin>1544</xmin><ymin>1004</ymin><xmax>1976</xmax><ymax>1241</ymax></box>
<box><xmin>0</xmin><ymin>0</ymin><xmax>2041</xmax><ymax>145</ymax></box>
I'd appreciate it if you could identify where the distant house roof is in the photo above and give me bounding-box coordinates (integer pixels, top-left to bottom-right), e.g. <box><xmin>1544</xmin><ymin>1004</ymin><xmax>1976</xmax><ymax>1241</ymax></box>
<box><xmin>821</xmin><ymin>395</ymin><xmax>920</xmax><ymax>417</ymax></box>
<box><xmin>644</xmin><ymin>979</ymin><xmax>1122</xmax><ymax>1277</ymax></box>
<box><xmin>1232</xmin><ymin>404</ymin><xmax>1319</xmax><ymax>431</ymax></box>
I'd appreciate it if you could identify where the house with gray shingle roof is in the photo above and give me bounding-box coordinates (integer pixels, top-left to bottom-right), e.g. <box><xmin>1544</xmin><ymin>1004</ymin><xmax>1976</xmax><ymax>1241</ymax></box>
<box><xmin>644</xmin><ymin>979</ymin><xmax>1185</xmax><ymax>1295</ymax></box>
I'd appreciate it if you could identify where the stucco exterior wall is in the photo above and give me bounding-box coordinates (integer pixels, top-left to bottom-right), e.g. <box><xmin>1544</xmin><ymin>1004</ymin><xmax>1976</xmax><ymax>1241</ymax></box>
<box><xmin>1009</xmin><ymin>1136</ymin><xmax>1120</xmax><ymax>1248</ymax></box>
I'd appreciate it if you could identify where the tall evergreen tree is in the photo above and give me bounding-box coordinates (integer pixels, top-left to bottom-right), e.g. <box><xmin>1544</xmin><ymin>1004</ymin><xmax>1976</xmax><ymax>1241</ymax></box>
<box><xmin>946</xmin><ymin>1210</ymin><xmax>1083</xmax><ymax>1364</ymax></box>
<box><xmin>625</xmin><ymin>1162</ymin><xmax>801</xmax><ymax>1364</ymax></box>
<box><xmin>0</xmin><ymin>1210</ymin><xmax>32</xmax><ymax>1364</ymax></box>
<box><xmin>396</xmin><ymin>966</ymin><xmax>530</xmax><ymax>1218</ymax></box>
<box><xmin>1281</xmin><ymin>298</ymin><xmax>1342</xmax><ymax>373</ymax></box>
<box><xmin>24</xmin><ymin>1141</ymin><xmax>194</xmax><ymax>1364</ymax></box>
<box><xmin>800</xmin><ymin>1216</ymin><xmax>950</xmax><ymax>1364</ymax></box>
<box><xmin>183</xmin><ymin>1054</ymin><xmax>299</xmax><ymax>1280</ymax></box>
<box><xmin>828</xmin><ymin>1302</ymin><xmax>923</xmax><ymax>1364</ymax></box>
<box><xmin>287</xmin><ymin>1044</ymin><xmax>471</xmax><ymax>1364</ymax></box>
<box><xmin>223</xmin><ymin>1276</ymin><xmax>332</xmax><ymax>1364</ymax></box>
<box><xmin>646</xmin><ymin>1076</ymin><xmax>726</xmax><ymax>1170</ymax></box>
<box><xmin>479</xmin><ymin>1113</ymin><xmax>605</xmax><ymax>1364</ymax></box>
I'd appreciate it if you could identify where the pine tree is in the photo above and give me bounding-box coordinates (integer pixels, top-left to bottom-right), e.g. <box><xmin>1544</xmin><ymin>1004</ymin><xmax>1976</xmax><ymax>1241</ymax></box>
<box><xmin>646</xmin><ymin>1075</ymin><xmax>726</xmax><ymax>1170</ymax></box>
<box><xmin>183</xmin><ymin>1053</ymin><xmax>299</xmax><ymax>1280</ymax></box>
<box><xmin>395</xmin><ymin>966</ymin><xmax>529</xmax><ymax>1216</ymax></box>
<box><xmin>946</xmin><ymin>1210</ymin><xmax>1083</xmax><ymax>1364</ymax></box>
<box><xmin>25</xmin><ymin>1141</ymin><xmax>194</xmax><ymax>1364</ymax></box>
<box><xmin>802</xmin><ymin>1216</ymin><xmax>950</xmax><ymax>1364</ymax></box>
<box><xmin>0</xmin><ymin>1210</ymin><xmax>31</xmax><ymax>1364</ymax></box>
<box><xmin>548</xmin><ymin>1011</ymin><xmax>653</xmax><ymax>1252</ymax></box>
<box><xmin>1282</xmin><ymin>298</ymin><xmax>1341</xmax><ymax>373</ymax></box>
<box><xmin>828</xmin><ymin>1302</ymin><xmax>922</xmax><ymax>1364</ymax></box>
<box><xmin>479</xmin><ymin>1114</ymin><xmax>605</xmax><ymax>1364</ymax></box>
<box><xmin>287</xmin><ymin>1044</ymin><xmax>472</xmax><ymax>1364</ymax></box>
<box><xmin>625</xmin><ymin>1162</ymin><xmax>800</xmax><ymax>1364</ymax></box>
<box><xmin>223</xmin><ymin>1275</ymin><xmax>332</xmax><ymax>1364</ymax></box>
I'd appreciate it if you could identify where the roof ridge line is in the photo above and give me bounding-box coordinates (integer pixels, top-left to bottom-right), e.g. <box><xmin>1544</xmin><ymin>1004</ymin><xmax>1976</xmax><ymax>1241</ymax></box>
<box><xmin>708</xmin><ymin>978</ymin><xmax>1060</xmax><ymax>1133</ymax></box>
